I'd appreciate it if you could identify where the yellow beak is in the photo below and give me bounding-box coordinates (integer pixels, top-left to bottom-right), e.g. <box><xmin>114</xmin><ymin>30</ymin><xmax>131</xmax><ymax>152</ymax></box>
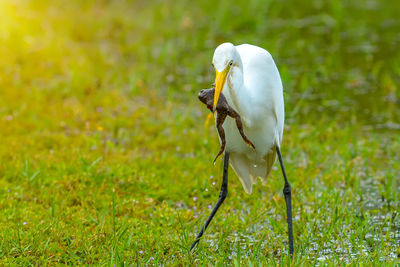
<box><xmin>213</xmin><ymin>65</ymin><xmax>230</xmax><ymax>113</ymax></box>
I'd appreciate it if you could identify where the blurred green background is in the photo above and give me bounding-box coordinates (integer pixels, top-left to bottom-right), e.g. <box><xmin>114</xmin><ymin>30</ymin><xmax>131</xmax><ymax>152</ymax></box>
<box><xmin>0</xmin><ymin>0</ymin><xmax>399</xmax><ymax>265</ymax></box>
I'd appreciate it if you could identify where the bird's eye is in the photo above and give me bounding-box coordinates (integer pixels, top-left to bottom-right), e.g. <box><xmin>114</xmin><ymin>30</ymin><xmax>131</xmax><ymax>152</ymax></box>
<box><xmin>212</xmin><ymin>63</ymin><xmax>214</xmax><ymax>67</ymax></box>
<box><xmin>229</xmin><ymin>61</ymin><xmax>233</xmax><ymax>66</ymax></box>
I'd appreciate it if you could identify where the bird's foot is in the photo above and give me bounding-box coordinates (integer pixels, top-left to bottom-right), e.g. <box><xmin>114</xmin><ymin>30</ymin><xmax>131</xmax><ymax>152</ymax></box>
<box><xmin>190</xmin><ymin>239</ymin><xmax>200</xmax><ymax>252</ymax></box>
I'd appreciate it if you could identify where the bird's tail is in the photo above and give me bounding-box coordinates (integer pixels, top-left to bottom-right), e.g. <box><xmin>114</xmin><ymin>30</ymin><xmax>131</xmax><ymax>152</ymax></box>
<box><xmin>229</xmin><ymin>148</ymin><xmax>276</xmax><ymax>194</ymax></box>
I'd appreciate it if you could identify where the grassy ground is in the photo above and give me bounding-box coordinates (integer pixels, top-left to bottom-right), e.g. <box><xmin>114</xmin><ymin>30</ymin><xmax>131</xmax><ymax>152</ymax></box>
<box><xmin>0</xmin><ymin>0</ymin><xmax>399</xmax><ymax>265</ymax></box>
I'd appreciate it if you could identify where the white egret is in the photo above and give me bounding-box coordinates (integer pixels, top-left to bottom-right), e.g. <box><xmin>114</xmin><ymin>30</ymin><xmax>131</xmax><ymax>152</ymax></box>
<box><xmin>191</xmin><ymin>42</ymin><xmax>294</xmax><ymax>256</ymax></box>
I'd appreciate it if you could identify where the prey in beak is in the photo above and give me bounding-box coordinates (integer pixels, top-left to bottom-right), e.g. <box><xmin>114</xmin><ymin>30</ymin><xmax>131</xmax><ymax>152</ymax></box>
<box><xmin>198</xmin><ymin>86</ymin><xmax>255</xmax><ymax>163</ymax></box>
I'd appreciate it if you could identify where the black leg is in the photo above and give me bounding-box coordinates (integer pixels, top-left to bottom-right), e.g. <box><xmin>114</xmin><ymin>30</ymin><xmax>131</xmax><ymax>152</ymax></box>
<box><xmin>190</xmin><ymin>151</ymin><xmax>230</xmax><ymax>251</ymax></box>
<box><xmin>276</xmin><ymin>146</ymin><xmax>294</xmax><ymax>256</ymax></box>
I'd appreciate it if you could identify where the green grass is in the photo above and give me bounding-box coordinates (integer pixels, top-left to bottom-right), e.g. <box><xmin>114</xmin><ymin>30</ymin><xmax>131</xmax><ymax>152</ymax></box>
<box><xmin>0</xmin><ymin>0</ymin><xmax>399</xmax><ymax>265</ymax></box>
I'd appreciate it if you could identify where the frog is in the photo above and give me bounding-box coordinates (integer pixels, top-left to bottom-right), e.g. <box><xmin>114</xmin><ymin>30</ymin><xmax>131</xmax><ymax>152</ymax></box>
<box><xmin>198</xmin><ymin>86</ymin><xmax>256</xmax><ymax>163</ymax></box>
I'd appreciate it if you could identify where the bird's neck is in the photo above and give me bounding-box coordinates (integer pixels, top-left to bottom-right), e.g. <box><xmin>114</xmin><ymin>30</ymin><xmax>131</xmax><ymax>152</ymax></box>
<box><xmin>225</xmin><ymin>66</ymin><xmax>251</xmax><ymax>125</ymax></box>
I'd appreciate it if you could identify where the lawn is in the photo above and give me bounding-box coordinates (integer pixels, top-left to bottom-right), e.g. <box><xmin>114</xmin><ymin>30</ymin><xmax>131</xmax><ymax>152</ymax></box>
<box><xmin>0</xmin><ymin>0</ymin><xmax>399</xmax><ymax>265</ymax></box>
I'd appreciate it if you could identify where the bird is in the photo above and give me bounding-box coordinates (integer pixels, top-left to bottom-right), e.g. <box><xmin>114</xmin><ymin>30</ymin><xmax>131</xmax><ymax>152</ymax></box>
<box><xmin>191</xmin><ymin>42</ymin><xmax>294</xmax><ymax>256</ymax></box>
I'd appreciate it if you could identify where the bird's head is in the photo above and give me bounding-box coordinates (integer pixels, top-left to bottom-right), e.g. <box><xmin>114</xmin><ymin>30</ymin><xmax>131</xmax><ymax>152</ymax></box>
<box><xmin>212</xmin><ymin>42</ymin><xmax>240</xmax><ymax>113</ymax></box>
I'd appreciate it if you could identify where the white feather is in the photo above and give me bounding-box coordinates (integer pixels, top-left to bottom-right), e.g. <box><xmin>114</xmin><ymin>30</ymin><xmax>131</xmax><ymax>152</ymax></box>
<box><xmin>212</xmin><ymin>43</ymin><xmax>284</xmax><ymax>194</ymax></box>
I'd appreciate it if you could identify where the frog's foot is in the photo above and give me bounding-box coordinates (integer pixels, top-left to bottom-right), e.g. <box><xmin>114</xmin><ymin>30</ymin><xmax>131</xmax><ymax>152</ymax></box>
<box><xmin>244</xmin><ymin>138</ymin><xmax>256</xmax><ymax>150</ymax></box>
<box><xmin>213</xmin><ymin>147</ymin><xmax>224</xmax><ymax>165</ymax></box>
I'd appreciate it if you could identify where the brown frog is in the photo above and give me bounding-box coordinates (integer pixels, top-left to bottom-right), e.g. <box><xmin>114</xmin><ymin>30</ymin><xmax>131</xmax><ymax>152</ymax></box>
<box><xmin>198</xmin><ymin>87</ymin><xmax>256</xmax><ymax>163</ymax></box>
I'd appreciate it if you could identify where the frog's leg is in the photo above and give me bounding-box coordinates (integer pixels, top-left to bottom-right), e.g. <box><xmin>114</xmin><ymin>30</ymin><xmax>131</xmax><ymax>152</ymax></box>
<box><xmin>228</xmin><ymin>109</ymin><xmax>255</xmax><ymax>150</ymax></box>
<box><xmin>213</xmin><ymin>111</ymin><xmax>227</xmax><ymax>164</ymax></box>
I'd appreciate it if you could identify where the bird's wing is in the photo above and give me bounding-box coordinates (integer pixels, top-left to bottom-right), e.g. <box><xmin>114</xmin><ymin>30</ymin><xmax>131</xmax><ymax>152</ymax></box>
<box><xmin>236</xmin><ymin>44</ymin><xmax>284</xmax><ymax>145</ymax></box>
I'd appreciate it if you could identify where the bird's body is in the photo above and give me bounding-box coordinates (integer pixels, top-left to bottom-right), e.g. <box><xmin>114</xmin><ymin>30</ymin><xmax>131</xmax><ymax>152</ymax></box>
<box><xmin>213</xmin><ymin>43</ymin><xmax>284</xmax><ymax>194</ymax></box>
<box><xmin>191</xmin><ymin>43</ymin><xmax>293</xmax><ymax>256</ymax></box>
